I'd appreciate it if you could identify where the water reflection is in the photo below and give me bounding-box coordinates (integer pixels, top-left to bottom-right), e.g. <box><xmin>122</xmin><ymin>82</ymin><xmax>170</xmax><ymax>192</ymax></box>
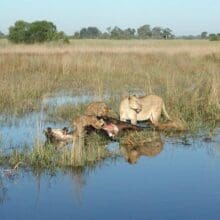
<box><xmin>0</xmin><ymin>157</ymin><xmax>115</xmax><ymax>205</ymax></box>
<box><xmin>0</xmin><ymin>135</ymin><xmax>220</xmax><ymax>220</ymax></box>
<box><xmin>121</xmin><ymin>132</ymin><xmax>163</xmax><ymax>164</ymax></box>
<box><xmin>0</xmin><ymin>177</ymin><xmax>7</xmax><ymax>204</ymax></box>
<box><xmin>0</xmin><ymin>130</ymin><xmax>165</xmax><ymax>204</ymax></box>
<box><xmin>0</xmin><ymin>167</ymin><xmax>19</xmax><ymax>204</ymax></box>
<box><xmin>32</xmin><ymin>168</ymin><xmax>88</xmax><ymax>204</ymax></box>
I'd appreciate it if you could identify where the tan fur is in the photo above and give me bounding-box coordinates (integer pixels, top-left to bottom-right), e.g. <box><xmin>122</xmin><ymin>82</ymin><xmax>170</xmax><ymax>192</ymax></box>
<box><xmin>121</xmin><ymin>133</ymin><xmax>163</xmax><ymax>164</ymax></box>
<box><xmin>120</xmin><ymin>95</ymin><xmax>171</xmax><ymax>125</ymax></box>
<box><xmin>85</xmin><ymin>102</ymin><xmax>110</xmax><ymax>117</ymax></box>
<box><xmin>155</xmin><ymin>117</ymin><xmax>187</xmax><ymax>132</ymax></box>
<box><xmin>72</xmin><ymin>115</ymin><xmax>105</xmax><ymax>137</ymax></box>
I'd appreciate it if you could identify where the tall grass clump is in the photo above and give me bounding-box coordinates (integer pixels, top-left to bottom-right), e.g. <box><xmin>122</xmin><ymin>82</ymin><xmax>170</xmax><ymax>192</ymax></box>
<box><xmin>2</xmin><ymin>132</ymin><xmax>119</xmax><ymax>170</ymax></box>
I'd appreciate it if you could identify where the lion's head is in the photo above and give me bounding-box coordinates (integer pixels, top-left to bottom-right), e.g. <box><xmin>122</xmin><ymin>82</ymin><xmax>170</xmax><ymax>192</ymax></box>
<box><xmin>85</xmin><ymin>102</ymin><xmax>110</xmax><ymax>117</ymax></box>
<box><xmin>92</xmin><ymin>117</ymin><xmax>105</xmax><ymax>129</ymax></box>
<box><xmin>128</xmin><ymin>95</ymin><xmax>142</xmax><ymax>113</ymax></box>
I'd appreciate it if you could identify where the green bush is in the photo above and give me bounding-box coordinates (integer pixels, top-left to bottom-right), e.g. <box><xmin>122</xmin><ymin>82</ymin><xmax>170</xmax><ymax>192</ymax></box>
<box><xmin>209</xmin><ymin>33</ymin><xmax>220</xmax><ymax>41</ymax></box>
<box><xmin>8</xmin><ymin>20</ymin><xmax>68</xmax><ymax>44</ymax></box>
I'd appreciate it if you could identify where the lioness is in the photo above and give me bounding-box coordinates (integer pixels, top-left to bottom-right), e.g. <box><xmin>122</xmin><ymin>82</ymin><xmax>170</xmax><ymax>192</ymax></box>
<box><xmin>119</xmin><ymin>95</ymin><xmax>171</xmax><ymax>125</ymax></box>
<box><xmin>72</xmin><ymin>115</ymin><xmax>105</xmax><ymax>137</ymax></box>
<box><xmin>85</xmin><ymin>102</ymin><xmax>110</xmax><ymax>117</ymax></box>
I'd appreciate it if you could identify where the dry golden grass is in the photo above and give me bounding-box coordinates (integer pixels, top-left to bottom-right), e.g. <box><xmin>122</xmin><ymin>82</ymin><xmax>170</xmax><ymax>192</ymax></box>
<box><xmin>0</xmin><ymin>39</ymin><xmax>220</xmax><ymax>131</ymax></box>
<box><xmin>1</xmin><ymin>39</ymin><xmax>220</xmax><ymax>56</ymax></box>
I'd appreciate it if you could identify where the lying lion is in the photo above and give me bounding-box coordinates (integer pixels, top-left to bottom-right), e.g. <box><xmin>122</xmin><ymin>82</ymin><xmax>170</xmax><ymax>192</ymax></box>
<box><xmin>155</xmin><ymin>117</ymin><xmax>187</xmax><ymax>132</ymax></box>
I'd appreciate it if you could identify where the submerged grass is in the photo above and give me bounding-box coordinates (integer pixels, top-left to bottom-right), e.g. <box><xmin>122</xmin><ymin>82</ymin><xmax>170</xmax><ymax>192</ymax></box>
<box><xmin>0</xmin><ymin>39</ymin><xmax>220</xmax><ymax>132</ymax></box>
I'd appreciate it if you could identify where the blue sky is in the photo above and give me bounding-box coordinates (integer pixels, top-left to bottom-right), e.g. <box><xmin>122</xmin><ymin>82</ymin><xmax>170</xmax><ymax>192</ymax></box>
<box><xmin>0</xmin><ymin>0</ymin><xmax>219</xmax><ymax>35</ymax></box>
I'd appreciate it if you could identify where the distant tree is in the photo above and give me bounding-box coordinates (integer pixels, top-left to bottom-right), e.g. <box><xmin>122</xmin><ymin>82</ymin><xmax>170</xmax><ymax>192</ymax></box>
<box><xmin>72</xmin><ymin>24</ymin><xmax>175</xmax><ymax>40</ymax></box>
<box><xmin>27</xmin><ymin>21</ymin><xmax>57</xmax><ymax>43</ymax></box>
<box><xmin>209</xmin><ymin>33</ymin><xmax>218</xmax><ymax>41</ymax></box>
<box><xmin>8</xmin><ymin>20</ymin><xmax>30</xmax><ymax>43</ymax></box>
<box><xmin>177</xmin><ymin>35</ymin><xmax>200</xmax><ymax>40</ymax></box>
<box><xmin>162</xmin><ymin>28</ymin><xmax>173</xmax><ymax>39</ymax></box>
<box><xmin>137</xmin><ymin>25</ymin><xmax>151</xmax><ymax>39</ymax></box>
<box><xmin>110</xmin><ymin>26</ymin><xmax>125</xmax><ymax>39</ymax></box>
<box><xmin>79</xmin><ymin>28</ymin><xmax>87</xmax><ymax>38</ymax></box>
<box><xmin>101</xmin><ymin>32</ymin><xmax>110</xmax><ymax>39</ymax></box>
<box><xmin>152</xmin><ymin>26</ymin><xmax>163</xmax><ymax>39</ymax></box>
<box><xmin>88</xmin><ymin>27</ymin><xmax>101</xmax><ymax>38</ymax></box>
<box><xmin>79</xmin><ymin>27</ymin><xmax>101</xmax><ymax>39</ymax></box>
<box><xmin>0</xmin><ymin>31</ymin><xmax>5</xmax><ymax>38</ymax></box>
<box><xmin>123</xmin><ymin>28</ymin><xmax>136</xmax><ymax>39</ymax></box>
<box><xmin>8</xmin><ymin>20</ymin><xmax>67</xmax><ymax>43</ymax></box>
<box><xmin>53</xmin><ymin>31</ymin><xmax>70</xmax><ymax>43</ymax></box>
<box><xmin>201</xmin><ymin>31</ymin><xmax>208</xmax><ymax>39</ymax></box>
<box><xmin>209</xmin><ymin>33</ymin><xmax>220</xmax><ymax>41</ymax></box>
<box><xmin>106</xmin><ymin>27</ymin><xmax>112</xmax><ymax>34</ymax></box>
<box><xmin>73</xmin><ymin>31</ymin><xmax>80</xmax><ymax>39</ymax></box>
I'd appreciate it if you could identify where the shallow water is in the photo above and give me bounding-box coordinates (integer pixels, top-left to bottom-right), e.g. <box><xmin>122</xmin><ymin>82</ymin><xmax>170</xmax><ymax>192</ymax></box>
<box><xmin>1</xmin><ymin>94</ymin><xmax>220</xmax><ymax>219</ymax></box>
<box><xmin>0</xmin><ymin>135</ymin><xmax>220</xmax><ymax>220</ymax></box>
<box><xmin>0</xmin><ymin>94</ymin><xmax>101</xmax><ymax>150</ymax></box>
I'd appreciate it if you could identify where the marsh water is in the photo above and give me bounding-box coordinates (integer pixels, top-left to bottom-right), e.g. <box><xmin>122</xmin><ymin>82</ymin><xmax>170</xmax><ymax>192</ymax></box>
<box><xmin>0</xmin><ymin>94</ymin><xmax>220</xmax><ymax>220</ymax></box>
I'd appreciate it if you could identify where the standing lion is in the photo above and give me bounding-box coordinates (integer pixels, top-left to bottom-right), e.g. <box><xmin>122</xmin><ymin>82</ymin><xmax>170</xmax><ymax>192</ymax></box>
<box><xmin>119</xmin><ymin>95</ymin><xmax>171</xmax><ymax>125</ymax></box>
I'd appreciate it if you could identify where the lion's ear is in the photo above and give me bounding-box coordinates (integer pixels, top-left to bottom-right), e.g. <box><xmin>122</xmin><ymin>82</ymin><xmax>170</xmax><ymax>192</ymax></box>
<box><xmin>133</xmin><ymin>94</ymin><xmax>137</xmax><ymax>97</ymax></box>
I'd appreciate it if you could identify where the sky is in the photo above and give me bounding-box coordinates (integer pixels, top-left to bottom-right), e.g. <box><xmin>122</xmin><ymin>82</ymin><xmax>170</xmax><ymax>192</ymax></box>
<box><xmin>0</xmin><ymin>0</ymin><xmax>219</xmax><ymax>36</ymax></box>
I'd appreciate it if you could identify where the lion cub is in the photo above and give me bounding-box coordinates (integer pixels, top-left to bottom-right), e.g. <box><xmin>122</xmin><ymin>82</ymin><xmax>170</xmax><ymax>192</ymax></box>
<box><xmin>73</xmin><ymin>115</ymin><xmax>105</xmax><ymax>137</ymax></box>
<box><xmin>85</xmin><ymin>102</ymin><xmax>110</xmax><ymax>117</ymax></box>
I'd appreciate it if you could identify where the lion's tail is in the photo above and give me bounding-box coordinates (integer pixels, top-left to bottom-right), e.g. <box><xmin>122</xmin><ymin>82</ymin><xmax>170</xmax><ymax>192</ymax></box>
<box><xmin>162</xmin><ymin>102</ymin><xmax>171</xmax><ymax>121</ymax></box>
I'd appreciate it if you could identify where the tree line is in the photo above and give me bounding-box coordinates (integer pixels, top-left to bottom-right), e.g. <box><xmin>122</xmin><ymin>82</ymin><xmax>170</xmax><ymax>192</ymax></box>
<box><xmin>73</xmin><ymin>25</ymin><xmax>174</xmax><ymax>39</ymax></box>
<box><xmin>0</xmin><ymin>20</ymin><xmax>220</xmax><ymax>43</ymax></box>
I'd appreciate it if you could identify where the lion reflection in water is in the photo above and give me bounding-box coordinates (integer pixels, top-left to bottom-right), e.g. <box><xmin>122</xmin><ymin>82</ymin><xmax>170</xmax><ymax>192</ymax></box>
<box><xmin>121</xmin><ymin>132</ymin><xmax>163</xmax><ymax>164</ymax></box>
